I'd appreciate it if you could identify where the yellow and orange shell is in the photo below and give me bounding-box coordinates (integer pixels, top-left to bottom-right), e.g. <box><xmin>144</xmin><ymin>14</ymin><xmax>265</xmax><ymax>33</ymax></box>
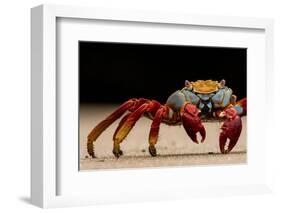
<box><xmin>191</xmin><ymin>80</ymin><xmax>221</xmax><ymax>94</ymax></box>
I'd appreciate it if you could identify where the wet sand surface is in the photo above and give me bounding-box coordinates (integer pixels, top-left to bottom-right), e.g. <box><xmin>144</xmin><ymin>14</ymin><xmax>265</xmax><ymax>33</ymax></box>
<box><xmin>80</xmin><ymin>104</ymin><xmax>247</xmax><ymax>170</ymax></box>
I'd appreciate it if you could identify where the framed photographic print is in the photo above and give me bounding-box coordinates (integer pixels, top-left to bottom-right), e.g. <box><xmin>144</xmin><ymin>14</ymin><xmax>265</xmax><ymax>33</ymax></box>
<box><xmin>80</xmin><ymin>42</ymin><xmax>247</xmax><ymax>170</ymax></box>
<box><xmin>31</xmin><ymin>4</ymin><xmax>274</xmax><ymax>208</ymax></box>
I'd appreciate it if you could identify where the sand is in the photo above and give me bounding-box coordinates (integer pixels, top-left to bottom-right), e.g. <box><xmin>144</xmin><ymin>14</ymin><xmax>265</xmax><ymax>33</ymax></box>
<box><xmin>79</xmin><ymin>104</ymin><xmax>247</xmax><ymax>170</ymax></box>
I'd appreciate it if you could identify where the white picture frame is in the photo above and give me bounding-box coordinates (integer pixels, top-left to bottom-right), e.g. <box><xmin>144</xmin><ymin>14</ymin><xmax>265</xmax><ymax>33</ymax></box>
<box><xmin>31</xmin><ymin>4</ymin><xmax>274</xmax><ymax>208</ymax></box>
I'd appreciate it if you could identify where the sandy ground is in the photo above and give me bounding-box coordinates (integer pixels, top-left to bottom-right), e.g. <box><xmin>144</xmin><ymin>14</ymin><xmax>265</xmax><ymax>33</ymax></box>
<box><xmin>80</xmin><ymin>104</ymin><xmax>247</xmax><ymax>170</ymax></box>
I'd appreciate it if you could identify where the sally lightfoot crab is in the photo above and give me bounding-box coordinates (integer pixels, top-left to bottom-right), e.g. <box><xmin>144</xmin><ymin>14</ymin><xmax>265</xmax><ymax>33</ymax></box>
<box><xmin>87</xmin><ymin>79</ymin><xmax>246</xmax><ymax>158</ymax></box>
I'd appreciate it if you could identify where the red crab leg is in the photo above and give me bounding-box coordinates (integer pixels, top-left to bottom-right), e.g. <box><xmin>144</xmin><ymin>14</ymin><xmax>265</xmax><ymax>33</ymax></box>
<box><xmin>181</xmin><ymin>103</ymin><xmax>206</xmax><ymax>143</ymax></box>
<box><xmin>219</xmin><ymin>108</ymin><xmax>242</xmax><ymax>154</ymax></box>
<box><xmin>111</xmin><ymin>113</ymin><xmax>132</xmax><ymax>157</ymax></box>
<box><xmin>87</xmin><ymin>98</ymin><xmax>146</xmax><ymax>158</ymax></box>
<box><xmin>148</xmin><ymin>106</ymin><xmax>168</xmax><ymax>156</ymax></box>
<box><xmin>113</xmin><ymin>100</ymin><xmax>161</xmax><ymax>158</ymax></box>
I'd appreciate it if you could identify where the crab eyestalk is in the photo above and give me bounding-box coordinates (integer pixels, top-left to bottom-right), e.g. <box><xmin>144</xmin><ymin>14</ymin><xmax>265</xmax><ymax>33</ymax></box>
<box><xmin>219</xmin><ymin>108</ymin><xmax>242</xmax><ymax>154</ymax></box>
<box><xmin>181</xmin><ymin>103</ymin><xmax>206</xmax><ymax>143</ymax></box>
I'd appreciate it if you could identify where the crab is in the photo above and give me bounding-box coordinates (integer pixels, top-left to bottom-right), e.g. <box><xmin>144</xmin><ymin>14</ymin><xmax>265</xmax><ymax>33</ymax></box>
<box><xmin>87</xmin><ymin>79</ymin><xmax>247</xmax><ymax>158</ymax></box>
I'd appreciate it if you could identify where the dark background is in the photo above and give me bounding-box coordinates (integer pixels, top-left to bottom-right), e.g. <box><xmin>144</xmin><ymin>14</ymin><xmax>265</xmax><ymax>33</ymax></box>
<box><xmin>79</xmin><ymin>41</ymin><xmax>246</xmax><ymax>104</ymax></box>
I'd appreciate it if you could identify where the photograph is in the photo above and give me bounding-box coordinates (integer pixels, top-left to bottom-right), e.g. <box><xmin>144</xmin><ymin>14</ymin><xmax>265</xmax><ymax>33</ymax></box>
<box><xmin>79</xmin><ymin>41</ymin><xmax>247</xmax><ymax>170</ymax></box>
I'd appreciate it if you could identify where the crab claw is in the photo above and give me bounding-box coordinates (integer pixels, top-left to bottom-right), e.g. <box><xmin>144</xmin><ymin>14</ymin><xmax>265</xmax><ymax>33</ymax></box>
<box><xmin>181</xmin><ymin>103</ymin><xmax>206</xmax><ymax>143</ymax></box>
<box><xmin>219</xmin><ymin>108</ymin><xmax>242</xmax><ymax>154</ymax></box>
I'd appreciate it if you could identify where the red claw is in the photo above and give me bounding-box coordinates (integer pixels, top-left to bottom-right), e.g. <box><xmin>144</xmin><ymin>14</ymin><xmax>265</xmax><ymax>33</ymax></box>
<box><xmin>181</xmin><ymin>103</ymin><xmax>206</xmax><ymax>143</ymax></box>
<box><xmin>219</xmin><ymin>108</ymin><xmax>242</xmax><ymax>154</ymax></box>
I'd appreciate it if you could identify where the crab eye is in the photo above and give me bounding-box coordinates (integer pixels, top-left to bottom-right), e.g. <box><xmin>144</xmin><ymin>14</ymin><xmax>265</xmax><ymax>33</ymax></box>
<box><xmin>219</xmin><ymin>79</ymin><xmax>226</xmax><ymax>87</ymax></box>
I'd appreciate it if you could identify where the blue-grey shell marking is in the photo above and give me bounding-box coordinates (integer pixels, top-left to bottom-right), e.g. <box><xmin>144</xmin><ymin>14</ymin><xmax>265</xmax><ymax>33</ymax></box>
<box><xmin>211</xmin><ymin>87</ymin><xmax>233</xmax><ymax>108</ymax></box>
<box><xmin>165</xmin><ymin>91</ymin><xmax>186</xmax><ymax>111</ymax></box>
<box><xmin>165</xmin><ymin>86</ymin><xmax>234</xmax><ymax>113</ymax></box>
<box><xmin>166</xmin><ymin>88</ymin><xmax>200</xmax><ymax>111</ymax></box>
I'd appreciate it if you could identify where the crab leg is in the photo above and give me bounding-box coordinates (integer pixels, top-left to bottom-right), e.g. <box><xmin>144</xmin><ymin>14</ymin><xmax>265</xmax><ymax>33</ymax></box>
<box><xmin>87</xmin><ymin>98</ymin><xmax>146</xmax><ymax>158</ymax></box>
<box><xmin>112</xmin><ymin>100</ymin><xmax>161</xmax><ymax>158</ymax></box>
<box><xmin>181</xmin><ymin>103</ymin><xmax>206</xmax><ymax>143</ymax></box>
<box><xmin>148</xmin><ymin>106</ymin><xmax>168</xmax><ymax>156</ymax></box>
<box><xmin>111</xmin><ymin>113</ymin><xmax>132</xmax><ymax>157</ymax></box>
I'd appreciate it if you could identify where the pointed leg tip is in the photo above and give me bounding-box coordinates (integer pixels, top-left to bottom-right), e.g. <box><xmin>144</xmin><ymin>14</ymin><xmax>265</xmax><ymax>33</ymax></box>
<box><xmin>112</xmin><ymin>149</ymin><xmax>123</xmax><ymax>158</ymax></box>
<box><xmin>87</xmin><ymin>144</ymin><xmax>96</xmax><ymax>158</ymax></box>
<box><xmin>149</xmin><ymin>145</ymin><xmax>157</xmax><ymax>157</ymax></box>
<box><xmin>113</xmin><ymin>151</ymin><xmax>120</xmax><ymax>158</ymax></box>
